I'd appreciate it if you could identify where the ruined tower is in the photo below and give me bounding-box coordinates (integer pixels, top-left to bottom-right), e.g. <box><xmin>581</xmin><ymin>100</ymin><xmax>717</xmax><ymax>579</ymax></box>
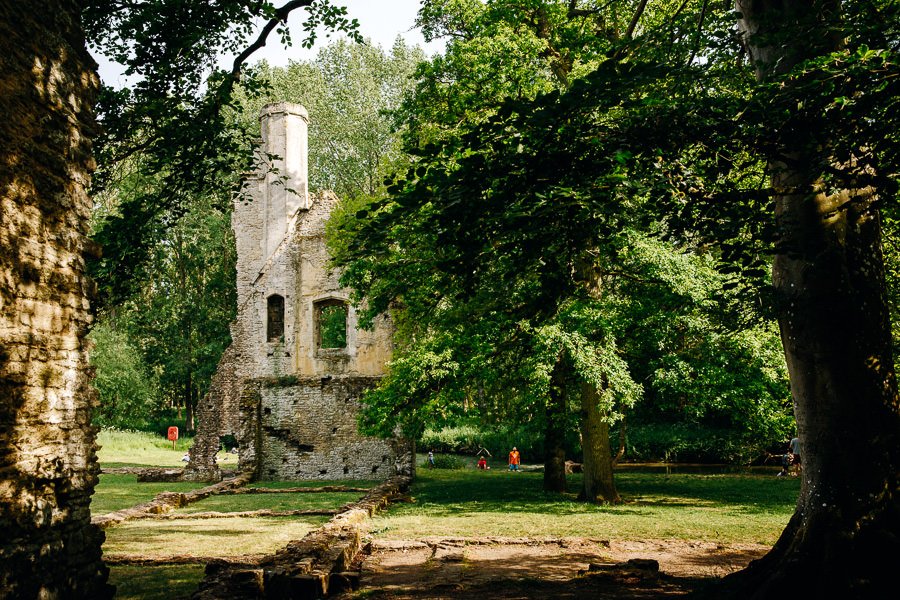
<box><xmin>186</xmin><ymin>103</ymin><xmax>413</xmax><ymax>481</ymax></box>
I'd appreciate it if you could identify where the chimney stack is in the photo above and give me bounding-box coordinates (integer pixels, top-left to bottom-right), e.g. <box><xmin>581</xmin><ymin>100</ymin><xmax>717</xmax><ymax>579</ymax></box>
<box><xmin>233</xmin><ymin>102</ymin><xmax>310</xmax><ymax>308</ymax></box>
<box><xmin>259</xmin><ymin>103</ymin><xmax>310</xmax><ymax>262</ymax></box>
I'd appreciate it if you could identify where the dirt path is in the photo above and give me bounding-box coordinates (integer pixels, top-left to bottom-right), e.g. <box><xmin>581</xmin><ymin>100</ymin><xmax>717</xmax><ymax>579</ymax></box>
<box><xmin>341</xmin><ymin>537</ymin><xmax>769</xmax><ymax>599</ymax></box>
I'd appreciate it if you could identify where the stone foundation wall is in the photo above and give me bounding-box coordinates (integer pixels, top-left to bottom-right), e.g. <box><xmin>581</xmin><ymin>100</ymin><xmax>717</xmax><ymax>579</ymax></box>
<box><xmin>0</xmin><ymin>2</ymin><xmax>112</xmax><ymax>597</ymax></box>
<box><xmin>239</xmin><ymin>378</ymin><xmax>413</xmax><ymax>480</ymax></box>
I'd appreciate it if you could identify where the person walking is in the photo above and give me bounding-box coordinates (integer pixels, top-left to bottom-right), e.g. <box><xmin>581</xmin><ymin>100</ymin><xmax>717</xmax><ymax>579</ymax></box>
<box><xmin>777</xmin><ymin>436</ymin><xmax>801</xmax><ymax>476</ymax></box>
<box><xmin>508</xmin><ymin>447</ymin><xmax>521</xmax><ymax>471</ymax></box>
<box><xmin>428</xmin><ymin>450</ymin><xmax>435</xmax><ymax>468</ymax></box>
<box><xmin>789</xmin><ymin>436</ymin><xmax>801</xmax><ymax>472</ymax></box>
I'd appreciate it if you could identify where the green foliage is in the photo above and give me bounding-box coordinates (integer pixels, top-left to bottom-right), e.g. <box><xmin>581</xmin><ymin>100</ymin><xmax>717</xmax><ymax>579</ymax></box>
<box><xmin>98</xmin><ymin>196</ymin><xmax>237</xmax><ymax>431</ymax></box>
<box><xmin>401</xmin><ymin>0</ymin><xmax>626</xmax><ymax>146</ymax></box>
<box><xmin>333</xmin><ymin>1</ymin><xmax>801</xmax><ymax>472</ymax></box>
<box><xmin>428</xmin><ymin>453</ymin><xmax>467</xmax><ymax>469</ymax></box>
<box><xmin>624</xmin><ymin>424</ymin><xmax>772</xmax><ymax>465</ymax></box>
<box><xmin>86</xmin><ymin>1</ymin><xmax>362</xmax><ymax>305</ymax></box>
<box><xmin>233</xmin><ymin>38</ymin><xmax>424</xmax><ymax>201</ymax></box>
<box><xmin>421</xmin><ymin>424</ymin><xmax>545</xmax><ymax>460</ymax></box>
<box><xmin>319</xmin><ymin>304</ymin><xmax>348</xmax><ymax>348</ymax></box>
<box><xmin>88</xmin><ymin>323</ymin><xmax>161</xmax><ymax>430</ymax></box>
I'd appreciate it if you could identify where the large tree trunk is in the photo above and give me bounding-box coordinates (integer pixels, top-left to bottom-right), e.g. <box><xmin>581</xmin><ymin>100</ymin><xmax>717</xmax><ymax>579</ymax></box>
<box><xmin>722</xmin><ymin>1</ymin><xmax>900</xmax><ymax>596</ymax></box>
<box><xmin>0</xmin><ymin>1</ymin><xmax>112</xmax><ymax>597</ymax></box>
<box><xmin>543</xmin><ymin>354</ymin><xmax>568</xmax><ymax>492</ymax></box>
<box><xmin>573</xmin><ymin>253</ymin><xmax>620</xmax><ymax>504</ymax></box>
<box><xmin>578</xmin><ymin>381</ymin><xmax>620</xmax><ymax>504</ymax></box>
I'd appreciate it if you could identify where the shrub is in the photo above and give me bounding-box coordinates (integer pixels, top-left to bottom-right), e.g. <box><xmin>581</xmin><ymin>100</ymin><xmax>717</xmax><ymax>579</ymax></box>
<box><xmin>420</xmin><ymin>423</ymin><xmax>546</xmax><ymax>461</ymax></box>
<box><xmin>89</xmin><ymin>322</ymin><xmax>162</xmax><ymax>430</ymax></box>
<box><xmin>429</xmin><ymin>454</ymin><xmax>467</xmax><ymax>469</ymax></box>
<box><xmin>622</xmin><ymin>422</ymin><xmax>787</xmax><ymax>464</ymax></box>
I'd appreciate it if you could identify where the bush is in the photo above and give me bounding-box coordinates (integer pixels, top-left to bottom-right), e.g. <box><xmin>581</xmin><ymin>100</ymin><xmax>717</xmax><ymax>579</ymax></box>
<box><xmin>141</xmin><ymin>408</ymin><xmax>187</xmax><ymax>437</ymax></box>
<box><xmin>89</xmin><ymin>322</ymin><xmax>162</xmax><ymax>430</ymax></box>
<box><xmin>420</xmin><ymin>423</ymin><xmax>546</xmax><ymax>461</ymax></box>
<box><xmin>428</xmin><ymin>454</ymin><xmax>467</xmax><ymax>469</ymax></box>
<box><xmin>622</xmin><ymin>422</ymin><xmax>787</xmax><ymax>464</ymax></box>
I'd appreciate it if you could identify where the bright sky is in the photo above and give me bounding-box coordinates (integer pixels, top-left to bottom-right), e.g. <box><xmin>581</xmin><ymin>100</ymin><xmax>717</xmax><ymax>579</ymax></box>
<box><xmin>95</xmin><ymin>0</ymin><xmax>441</xmax><ymax>87</ymax></box>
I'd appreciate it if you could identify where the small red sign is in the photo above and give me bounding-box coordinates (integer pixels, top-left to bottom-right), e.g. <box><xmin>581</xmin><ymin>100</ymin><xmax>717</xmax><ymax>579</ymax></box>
<box><xmin>167</xmin><ymin>426</ymin><xmax>179</xmax><ymax>441</ymax></box>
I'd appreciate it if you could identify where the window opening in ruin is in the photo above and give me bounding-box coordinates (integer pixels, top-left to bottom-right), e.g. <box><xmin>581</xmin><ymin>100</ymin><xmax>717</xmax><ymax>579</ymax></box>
<box><xmin>316</xmin><ymin>300</ymin><xmax>348</xmax><ymax>349</ymax></box>
<box><xmin>267</xmin><ymin>294</ymin><xmax>285</xmax><ymax>341</ymax></box>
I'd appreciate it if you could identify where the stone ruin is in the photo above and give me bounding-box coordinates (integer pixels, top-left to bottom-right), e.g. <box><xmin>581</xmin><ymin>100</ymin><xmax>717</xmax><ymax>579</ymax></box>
<box><xmin>0</xmin><ymin>3</ymin><xmax>112</xmax><ymax>597</ymax></box>
<box><xmin>186</xmin><ymin>102</ymin><xmax>414</xmax><ymax>482</ymax></box>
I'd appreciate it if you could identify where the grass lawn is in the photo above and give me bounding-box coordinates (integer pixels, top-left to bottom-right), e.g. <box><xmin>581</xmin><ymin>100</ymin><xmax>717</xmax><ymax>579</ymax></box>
<box><xmin>371</xmin><ymin>468</ymin><xmax>800</xmax><ymax>545</ymax></box>
<box><xmin>97</xmin><ymin>429</ymin><xmax>192</xmax><ymax>468</ymax></box>
<box><xmin>94</xmin><ymin>430</ymin><xmax>799</xmax><ymax>596</ymax></box>
<box><xmin>108</xmin><ymin>565</ymin><xmax>205</xmax><ymax>600</ymax></box>
<box><xmin>103</xmin><ymin>516</ymin><xmax>329</xmax><ymax>559</ymax></box>
<box><xmin>96</xmin><ymin>428</ymin><xmax>238</xmax><ymax>469</ymax></box>
<box><xmin>173</xmin><ymin>491</ymin><xmax>363</xmax><ymax>513</ymax></box>
<box><xmin>91</xmin><ymin>474</ymin><xmax>206</xmax><ymax>515</ymax></box>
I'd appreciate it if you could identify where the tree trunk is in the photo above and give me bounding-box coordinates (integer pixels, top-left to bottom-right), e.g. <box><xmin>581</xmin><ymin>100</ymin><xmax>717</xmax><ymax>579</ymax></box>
<box><xmin>0</xmin><ymin>1</ymin><xmax>112</xmax><ymax>597</ymax></box>
<box><xmin>572</xmin><ymin>252</ymin><xmax>620</xmax><ymax>504</ymax></box>
<box><xmin>543</xmin><ymin>354</ymin><xmax>568</xmax><ymax>492</ymax></box>
<box><xmin>721</xmin><ymin>1</ymin><xmax>900</xmax><ymax>596</ymax></box>
<box><xmin>578</xmin><ymin>381</ymin><xmax>620</xmax><ymax>504</ymax></box>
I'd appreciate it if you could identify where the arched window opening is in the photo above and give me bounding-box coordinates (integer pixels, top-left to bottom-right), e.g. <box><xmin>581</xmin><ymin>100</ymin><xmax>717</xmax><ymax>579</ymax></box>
<box><xmin>267</xmin><ymin>294</ymin><xmax>285</xmax><ymax>342</ymax></box>
<box><xmin>315</xmin><ymin>300</ymin><xmax>348</xmax><ymax>349</ymax></box>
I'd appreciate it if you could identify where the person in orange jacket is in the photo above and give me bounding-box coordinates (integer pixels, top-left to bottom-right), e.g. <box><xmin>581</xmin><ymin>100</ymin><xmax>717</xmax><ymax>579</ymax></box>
<box><xmin>508</xmin><ymin>447</ymin><xmax>521</xmax><ymax>471</ymax></box>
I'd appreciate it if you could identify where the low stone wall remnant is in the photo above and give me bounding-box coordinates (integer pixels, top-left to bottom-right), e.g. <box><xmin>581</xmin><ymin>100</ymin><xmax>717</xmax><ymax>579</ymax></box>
<box><xmin>193</xmin><ymin>475</ymin><xmax>411</xmax><ymax>599</ymax></box>
<box><xmin>92</xmin><ymin>472</ymin><xmax>254</xmax><ymax>529</ymax></box>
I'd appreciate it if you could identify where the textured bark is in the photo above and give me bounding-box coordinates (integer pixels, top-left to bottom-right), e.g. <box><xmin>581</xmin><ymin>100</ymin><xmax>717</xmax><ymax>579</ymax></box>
<box><xmin>543</xmin><ymin>355</ymin><xmax>568</xmax><ymax>493</ymax></box>
<box><xmin>578</xmin><ymin>381</ymin><xmax>620</xmax><ymax>504</ymax></box>
<box><xmin>719</xmin><ymin>1</ymin><xmax>900</xmax><ymax>596</ymax></box>
<box><xmin>0</xmin><ymin>1</ymin><xmax>112</xmax><ymax>597</ymax></box>
<box><xmin>572</xmin><ymin>253</ymin><xmax>620</xmax><ymax>504</ymax></box>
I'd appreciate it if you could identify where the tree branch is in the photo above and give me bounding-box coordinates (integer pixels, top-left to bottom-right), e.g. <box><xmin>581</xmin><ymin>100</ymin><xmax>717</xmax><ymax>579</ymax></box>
<box><xmin>230</xmin><ymin>0</ymin><xmax>314</xmax><ymax>81</ymax></box>
<box><xmin>626</xmin><ymin>0</ymin><xmax>650</xmax><ymax>39</ymax></box>
<box><xmin>688</xmin><ymin>0</ymin><xmax>710</xmax><ymax>65</ymax></box>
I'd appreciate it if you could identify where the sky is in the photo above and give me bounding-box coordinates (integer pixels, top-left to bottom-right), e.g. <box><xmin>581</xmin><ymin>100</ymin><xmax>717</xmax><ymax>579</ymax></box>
<box><xmin>96</xmin><ymin>0</ymin><xmax>442</xmax><ymax>87</ymax></box>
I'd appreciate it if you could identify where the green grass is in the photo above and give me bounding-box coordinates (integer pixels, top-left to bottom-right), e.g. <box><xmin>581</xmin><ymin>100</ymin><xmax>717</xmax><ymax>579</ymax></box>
<box><xmin>92</xmin><ymin>474</ymin><xmax>206</xmax><ymax>515</ymax></box>
<box><xmin>96</xmin><ymin>428</ymin><xmax>239</xmax><ymax>469</ymax></box>
<box><xmin>108</xmin><ymin>564</ymin><xmax>205</xmax><ymax>600</ymax></box>
<box><xmin>103</xmin><ymin>516</ymin><xmax>328</xmax><ymax>559</ymax></box>
<box><xmin>97</xmin><ymin>429</ymin><xmax>193</xmax><ymax>467</ymax></box>
<box><xmin>173</xmin><ymin>491</ymin><xmax>363</xmax><ymax>513</ymax></box>
<box><xmin>94</xmin><ymin>474</ymin><xmax>367</xmax><ymax>515</ymax></box>
<box><xmin>370</xmin><ymin>468</ymin><xmax>800</xmax><ymax>545</ymax></box>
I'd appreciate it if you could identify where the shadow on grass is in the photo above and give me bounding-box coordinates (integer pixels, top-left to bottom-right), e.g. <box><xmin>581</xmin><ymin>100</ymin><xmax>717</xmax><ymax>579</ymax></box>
<box><xmin>109</xmin><ymin>564</ymin><xmax>204</xmax><ymax>600</ymax></box>
<box><xmin>403</xmin><ymin>469</ymin><xmax>799</xmax><ymax>517</ymax></box>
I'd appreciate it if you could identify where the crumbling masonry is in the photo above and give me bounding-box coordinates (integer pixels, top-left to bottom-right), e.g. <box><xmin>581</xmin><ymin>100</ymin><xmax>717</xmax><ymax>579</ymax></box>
<box><xmin>186</xmin><ymin>103</ymin><xmax>413</xmax><ymax>481</ymax></box>
<box><xmin>0</xmin><ymin>2</ymin><xmax>112</xmax><ymax>597</ymax></box>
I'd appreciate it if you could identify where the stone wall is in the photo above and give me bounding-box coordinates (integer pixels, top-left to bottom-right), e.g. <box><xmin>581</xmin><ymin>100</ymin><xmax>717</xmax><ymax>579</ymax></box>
<box><xmin>0</xmin><ymin>2</ymin><xmax>112</xmax><ymax>597</ymax></box>
<box><xmin>239</xmin><ymin>378</ymin><xmax>413</xmax><ymax>480</ymax></box>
